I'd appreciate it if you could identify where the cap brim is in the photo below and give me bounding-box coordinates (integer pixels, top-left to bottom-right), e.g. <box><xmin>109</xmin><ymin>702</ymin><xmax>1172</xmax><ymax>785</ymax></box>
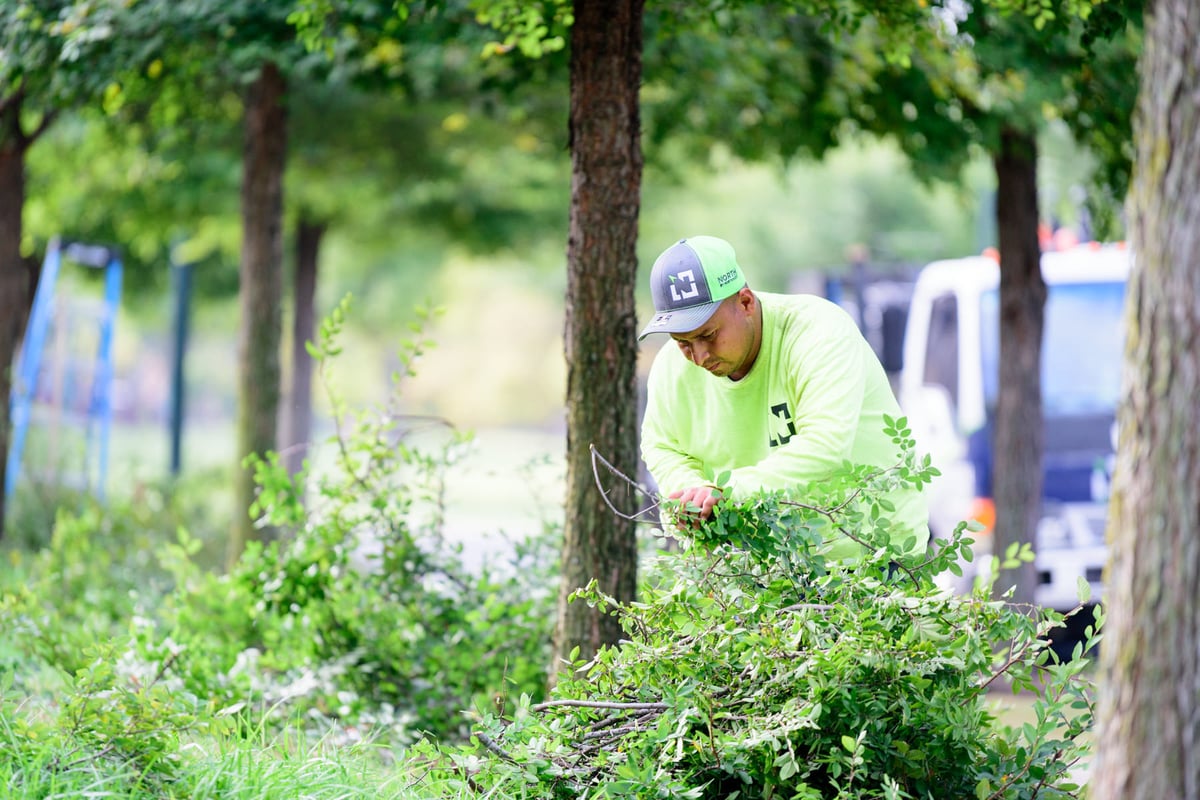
<box><xmin>638</xmin><ymin>301</ymin><xmax>721</xmax><ymax>341</ymax></box>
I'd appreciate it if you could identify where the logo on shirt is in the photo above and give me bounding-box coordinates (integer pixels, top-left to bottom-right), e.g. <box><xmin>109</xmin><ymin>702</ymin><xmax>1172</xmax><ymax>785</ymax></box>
<box><xmin>769</xmin><ymin>402</ymin><xmax>796</xmax><ymax>447</ymax></box>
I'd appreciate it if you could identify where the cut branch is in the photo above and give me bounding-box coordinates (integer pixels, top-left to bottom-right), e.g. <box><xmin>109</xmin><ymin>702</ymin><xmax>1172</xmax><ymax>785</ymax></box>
<box><xmin>532</xmin><ymin>699</ymin><xmax>669</xmax><ymax>712</ymax></box>
<box><xmin>589</xmin><ymin>444</ymin><xmax>664</xmax><ymax>524</ymax></box>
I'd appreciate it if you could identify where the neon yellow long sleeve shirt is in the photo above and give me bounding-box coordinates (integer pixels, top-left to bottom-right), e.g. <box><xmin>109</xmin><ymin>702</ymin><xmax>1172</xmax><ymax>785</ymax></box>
<box><xmin>641</xmin><ymin>292</ymin><xmax>929</xmax><ymax>558</ymax></box>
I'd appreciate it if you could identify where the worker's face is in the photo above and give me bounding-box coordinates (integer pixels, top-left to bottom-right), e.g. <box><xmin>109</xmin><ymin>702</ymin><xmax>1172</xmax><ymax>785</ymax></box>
<box><xmin>672</xmin><ymin>288</ymin><xmax>760</xmax><ymax>381</ymax></box>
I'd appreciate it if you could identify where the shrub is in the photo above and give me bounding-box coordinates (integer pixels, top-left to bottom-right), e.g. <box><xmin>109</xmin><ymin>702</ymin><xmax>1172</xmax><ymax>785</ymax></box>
<box><xmin>2</xmin><ymin>296</ymin><xmax>559</xmax><ymax>751</ymax></box>
<box><xmin>139</xmin><ymin>296</ymin><xmax>558</xmax><ymax>744</ymax></box>
<box><xmin>1</xmin><ymin>501</ymin><xmax>181</xmax><ymax>676</ymax></box>
<box><xmin>0</xmin><ymin>634</ymin><xmax>205</xmax><ymax>796</ymax></box>
<box><xmin>431</xmin><ymin>419</ymin><xmax>1099</xmax><ymax>799</ymax></box>
<box><xmin>4</xmin><ymin>463</ymin><xmax>234</xmax><ymax>567</ymax></box>
<box><xmin>0</xmin><ymin>465</ymin><xmax>235</xmax><ymax>679</ymax></box>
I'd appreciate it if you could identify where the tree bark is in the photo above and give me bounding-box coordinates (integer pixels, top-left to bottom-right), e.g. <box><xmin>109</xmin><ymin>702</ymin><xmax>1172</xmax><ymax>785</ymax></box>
<box><xmin>0</xmin><ymin>93</ymin><xmax>39</xmax><ymax>540</ymax></box>
<box><xmin>990</xmin><ymin>127</ymin><xmax>1045</xmax><ymax>608</ymax></box>
<box><xmin>283</xmin><ymin>216</ymin><xmax>324</xmax><ymax>478</ymax></box>
<box><xmin>553</xmin><ymin>0</ymin><xmax>644</xmax><ymax>677</ymax></box>
<box><xmin>229</xmin><ymin>62</ymin><xmax>288</xmax><ymax>568</ymax></box>
<box><xmin>1092</xmin><ymin>2</ymin><xmax>1200</xmax><ymax>796</ymax></box>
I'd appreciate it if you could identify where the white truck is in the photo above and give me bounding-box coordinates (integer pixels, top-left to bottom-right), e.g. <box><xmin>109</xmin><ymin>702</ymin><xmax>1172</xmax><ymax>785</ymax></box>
<box><xmin>896</xmin><ymin>243</ymin><xmax>1128</xmax><ymax>609</ymax></box>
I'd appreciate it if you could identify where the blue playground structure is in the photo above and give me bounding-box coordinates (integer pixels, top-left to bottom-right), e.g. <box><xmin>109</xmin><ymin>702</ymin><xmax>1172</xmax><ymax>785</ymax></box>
<box><xmin>6</xmin><ymin>238</ymin><xmax>123</xmax><ymax>500</ymax></box>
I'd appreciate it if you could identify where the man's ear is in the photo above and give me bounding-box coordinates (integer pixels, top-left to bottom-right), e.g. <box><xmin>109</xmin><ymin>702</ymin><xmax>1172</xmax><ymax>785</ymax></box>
<box><xmin>736</xmin><ymin>287</ymin><xmax>756</xmax><ymax>315</ymax></box>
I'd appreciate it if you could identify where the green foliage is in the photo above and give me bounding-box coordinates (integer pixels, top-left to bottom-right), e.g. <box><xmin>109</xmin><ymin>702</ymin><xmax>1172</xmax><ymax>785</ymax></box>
<box><xmin>472</xmin><ymin>0</ymin><xmax>572</xmax><ymax>58</ymax></box>
<box><xmin>137</xmin><ymin>295</ymin><xmax>557</xmax><ymax>743</ymax></box>
<box><xmin>850</xmin><ymin>0</ymin><xmax>1138</xmax><ymax>224</ymax></box>
<box><xmin>53</xmin><ymin>644</ymin><xmax>201</xmax><ymax>778</ymax></box>
<box><xmin>23</xmin><ymin>0</ymin><xmax>571</xmax><ymax>299</ymax></box>
<box><xmin>642</xmin><ymin>8</ymin><xmax>842</xmax><ymax>166</ymax></box>
<box><xmin>0</xmin><ymin>470</ymin><xmax>232</xmax><ymax>678</ymax></box>
<box><xmin>0</xmin><ymin>663</ymin><xmax>472</xmax><ymax>798</ymax></box>
<box><xmin>425</xmin><ymin>427</ymin><xmax>1099</xmax><ymax>799</ymax></box>
<box><xmin>2</xmin><ymin>297</ymin><xmax>559</xmax><ymax>757</ymax></box>
<box><xmin>0</xmin><ymin>632</ymin><xmax>209</xmax><ymax>794</ymax></box>
<box><xmin>0</xmin><ymin>0</ymin><xmax>147</xmax><ymax>108</ymax></box>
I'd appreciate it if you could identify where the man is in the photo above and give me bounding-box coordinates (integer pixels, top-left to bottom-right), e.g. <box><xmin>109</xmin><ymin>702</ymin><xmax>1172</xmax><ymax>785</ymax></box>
<box><xmin>639</xmin><ymin>235</ymin><xmax>928</xmax><ymax>559</ymax></box>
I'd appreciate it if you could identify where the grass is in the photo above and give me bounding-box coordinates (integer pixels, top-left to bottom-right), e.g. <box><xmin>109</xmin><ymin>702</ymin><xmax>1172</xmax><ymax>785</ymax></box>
<box><xmin>0</xmin><ymin>686</ymin><xmax>1081</xmax><ymax>800</ymax></box>
<box><xmin>1</xmin><ymin>421</ymin><xmax>568</xmax><ymax>798</ymax></box>
<box><xmin>0</xmin><ymin>731</ymin><xmax>417</xmax><ymax>799</ymax></box>
<box><xmin>0</xmin><ymin>651</ymin><xmax>440</xmax><ymax>798</ymax></box>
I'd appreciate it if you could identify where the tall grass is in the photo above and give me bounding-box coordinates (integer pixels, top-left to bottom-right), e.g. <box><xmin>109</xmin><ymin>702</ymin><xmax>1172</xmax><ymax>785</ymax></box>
<box><xmin>0</xmin><ymin>696</ymin><xmax>481</xmax><ymax>800</ymax></box>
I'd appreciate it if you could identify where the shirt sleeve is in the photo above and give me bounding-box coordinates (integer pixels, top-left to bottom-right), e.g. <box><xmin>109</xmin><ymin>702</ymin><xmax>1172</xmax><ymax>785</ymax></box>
<box><xmin>725</xmin><ymin>309</ymin><xmax>870</xmax><ymax>501</ymax></box>
<box><xmin>641</xmin><ymin>352</ymin><xmax>711</xmax><ymax>495</ymax></box>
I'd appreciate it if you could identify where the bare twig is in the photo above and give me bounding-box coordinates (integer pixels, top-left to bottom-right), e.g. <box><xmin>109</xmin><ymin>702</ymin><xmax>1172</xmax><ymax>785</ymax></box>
<box><xmin>580</xmin><ymin>710</ymin><xmax>662</xmax><ymax>742</ymax></box>
<box><xmin>26</xmin><ymin>108</ymin><xmax>58</xmax><ymax>146</ymax></box>
<box><xmin>532</xmin><ymin>699</ymin><xmax>669</xmax><ymax>713</ymax></box>
<box><xmin>586</xmin><ymin>711</ymin><xmax>636</xmax><ymax>734</ymax></box>
<box><xmin>589</xmin><ymin>444</ymin><xmax>665</xmax><ymax>525</ymax></box>
<box><xmin>474</xmin><ymin>730</ymin><xmax>518</xmax><ymax>764</ymax></box>
<box><xmin>150</xmin><ymin>650</ymin><xmax>180</xmax><ymax>687</ymax></box>
<box><xmin>779</xmin><ymin>602</ymin><xmax>836</xmax><ymax>614</ymax></box>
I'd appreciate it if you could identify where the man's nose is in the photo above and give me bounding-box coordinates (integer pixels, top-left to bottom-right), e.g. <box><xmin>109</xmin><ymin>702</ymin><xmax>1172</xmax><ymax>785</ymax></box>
<box><xmin>690</xmin><ymin>341</ymin><xmax>709</xmax><ymax>365</ymax></box>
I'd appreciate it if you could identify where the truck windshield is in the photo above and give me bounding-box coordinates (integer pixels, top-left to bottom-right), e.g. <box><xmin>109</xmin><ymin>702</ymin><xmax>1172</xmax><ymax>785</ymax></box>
<box><xmin>981</xmin><ymin>281</ymin><xmax>1127</xmax><ymax>416</ymax></box>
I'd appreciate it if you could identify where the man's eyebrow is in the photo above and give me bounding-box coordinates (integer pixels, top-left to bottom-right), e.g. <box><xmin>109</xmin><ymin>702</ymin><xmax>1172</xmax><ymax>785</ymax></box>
<box><xmin>673</xmin><ymin>326</ymin><xmax>715</xmax><ymax>343</ymax></box>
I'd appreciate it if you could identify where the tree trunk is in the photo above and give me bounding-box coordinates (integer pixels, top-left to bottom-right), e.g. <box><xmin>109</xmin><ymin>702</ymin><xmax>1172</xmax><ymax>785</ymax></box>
<box><xmin>229</xmin><ymin>62</ymin><xmax>288</xmax><ymax>568</ymax></box>
<box><xmin>990</xmin><ymin>127</ymin><xmax>1045</xmax><ymax>608</ymax></box>
<box><xmin>0</xmin><ymin>96</ymin><xmax>37</xmax><ymax>540</ymax></box>
<box><xmin>553</xmin><ymin>0</ymin><xmax>644</xmax><ymax>677</ymax></box>
<box><xmin>283</xmin><ymin>216</ymin><xmax>324</xmax><ymax>478</ymax></box>
<box><xmin>1092</xmin><ymin>2</ymin><xmax>1200</xmax><ymax>796</ymax></box>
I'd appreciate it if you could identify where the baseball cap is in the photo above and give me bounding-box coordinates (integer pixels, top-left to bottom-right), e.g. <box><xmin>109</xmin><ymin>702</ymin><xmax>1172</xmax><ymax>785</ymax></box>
<box><xmin>638</xmin><ymin>236</ymin><xmax>747</xmax><ymax>340</ymax></box>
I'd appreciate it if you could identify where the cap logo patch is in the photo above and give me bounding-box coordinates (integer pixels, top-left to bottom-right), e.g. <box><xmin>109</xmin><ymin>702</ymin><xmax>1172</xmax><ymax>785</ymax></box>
<box><xmin>638</xmin><ymin>236</ymin><xmax>743</xmax><ymax>340</ymax></box>
<box><xmin>668</xmin><ymin>269</ymin><xmax>700</xmax><ymax>303</ymax></box>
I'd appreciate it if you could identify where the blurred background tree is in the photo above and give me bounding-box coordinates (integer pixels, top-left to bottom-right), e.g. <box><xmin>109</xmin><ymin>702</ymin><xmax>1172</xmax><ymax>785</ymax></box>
<box><xmin>845</xmin><ymin>0</ymin><xmax>1140</xmax><ymax>605</ymax></box>
<box><xmin>7</xmin><ymin>0</ymin><xmax>1132</xmax><ymax>584</ymax></box>
<box><xmin>0</xmin><ymin>0</ymin><xmax>170</xmax><ymax>541</ymax></box>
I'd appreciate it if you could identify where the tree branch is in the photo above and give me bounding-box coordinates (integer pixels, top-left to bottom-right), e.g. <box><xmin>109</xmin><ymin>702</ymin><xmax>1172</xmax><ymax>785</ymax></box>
<box><xmin>26</xmin><ymin>109</ymin><xmax>58</xmax><ymax>146</ymax></box>
<box><xmin>532</xmin><ymin>699</ymin><xmax>668</xmax><ymax>712</ymax></box>
<box><xmin>473</xmin><ymin>730</ymin><xmax>518</xmax><ymax>764</ymax></box>
<box><xmin>589</xmin><ymin>444</ymin><xmax>664</xmax><ymax>524</ymax></box>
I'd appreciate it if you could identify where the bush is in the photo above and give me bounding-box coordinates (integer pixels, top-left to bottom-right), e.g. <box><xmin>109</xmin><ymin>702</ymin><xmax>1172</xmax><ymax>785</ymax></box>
<box><xmin>0</xmin><ymin>485</ymin><xmax>210</xmax><ymax>676</ymax></box>
<box><xmin>137</xmin><ymin>297</ymin><xmax>558</xmax><ymax>744</ymax></box>
<box><xmin>4</xmin><ymin>462</ymin><xmax>234</xmax><ymax>567</ymax></box>
<box><xmin>0</xmin><ymin>464</ymin><xmax>235</xmax><ymax>681</ymax></box>
<box><xmin>2</xmin><ymin>296</ymin><xmax>559</xmax><ymax>752</ymax></box>
<box><xmin>430</xmin><ymin>420</ymin><xmax>1099</xmax><ymax>799</ymax></box>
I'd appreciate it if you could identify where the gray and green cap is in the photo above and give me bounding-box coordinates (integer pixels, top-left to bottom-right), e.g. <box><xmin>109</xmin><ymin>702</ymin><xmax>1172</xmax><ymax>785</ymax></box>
<box><xmin>638</xmin><ymin>235</ymin><xmax>747</xmax><ymax>340</ymax></box>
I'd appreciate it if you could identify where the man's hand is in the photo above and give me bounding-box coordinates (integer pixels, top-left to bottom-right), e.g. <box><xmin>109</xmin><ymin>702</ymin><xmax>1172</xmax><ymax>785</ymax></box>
<box><xmin>668</xmin><ymin>485</ymin><xmax>723</xmax><ymax>527</ymax></box>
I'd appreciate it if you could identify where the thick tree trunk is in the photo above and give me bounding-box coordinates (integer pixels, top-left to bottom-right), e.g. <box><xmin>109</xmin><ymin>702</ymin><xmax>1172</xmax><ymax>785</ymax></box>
<box><xmin>0</xmin><ymin>97</ymin><xmax>37</xmax><ymax>540</ymax></box>
<box><xmin>553</xmin><ymin>0</ymin><xmax>644</xmax><ymax>677</ymax></box>
<box><xmin>1092</xmin><ymin>2</ymin><xmax>1200</xmax><ymax>796</ymax></box>
<box><xmin>989</xmin><ymin>128</ymin><xmax>1045</xmax><ymax>608</ymax></box>
<box><xmin>0</xmin><ymin>121</ymin><xmax>25</xmax><ymax>540</ymax></box>
<box><xmin>229</xmin><ymin>62</ymin><xmax>288</xmax><ymax>568</ymax></box>
<box><xmin>283</xmin><ymin>217</ymin><xmax>324</xmax><ymax>478</ymax></box>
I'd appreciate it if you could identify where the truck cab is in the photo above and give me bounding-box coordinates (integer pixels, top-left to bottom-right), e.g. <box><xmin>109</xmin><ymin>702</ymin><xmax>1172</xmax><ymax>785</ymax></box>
<box><xmin>898</xmin><ymin>243</ymin><xmax>1128</xmax><ymax>609</ymax></box>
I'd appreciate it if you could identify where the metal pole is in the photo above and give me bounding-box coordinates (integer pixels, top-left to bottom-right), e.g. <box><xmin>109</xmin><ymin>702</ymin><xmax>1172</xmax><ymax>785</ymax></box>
<box><xmin>6</xmin><ymin>239</ymin><xmax>64</xmax><ymax>498</ymax></box>
<box><xmin>91</xmin><ymin>252</ymin><xmax>123</xmax><ymax>500</ymax></box>
<box><xmin>168</xmin><ymin>256</ymin><xmax>193</xmax><ymax>477</ymax></box>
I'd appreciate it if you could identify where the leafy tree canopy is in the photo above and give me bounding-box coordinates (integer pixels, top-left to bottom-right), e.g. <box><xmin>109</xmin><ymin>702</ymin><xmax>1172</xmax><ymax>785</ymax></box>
<box><xmin>846</xmin><ymin>0</ymin><xmax>1139</xmax><ymax>233</ymax></box>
